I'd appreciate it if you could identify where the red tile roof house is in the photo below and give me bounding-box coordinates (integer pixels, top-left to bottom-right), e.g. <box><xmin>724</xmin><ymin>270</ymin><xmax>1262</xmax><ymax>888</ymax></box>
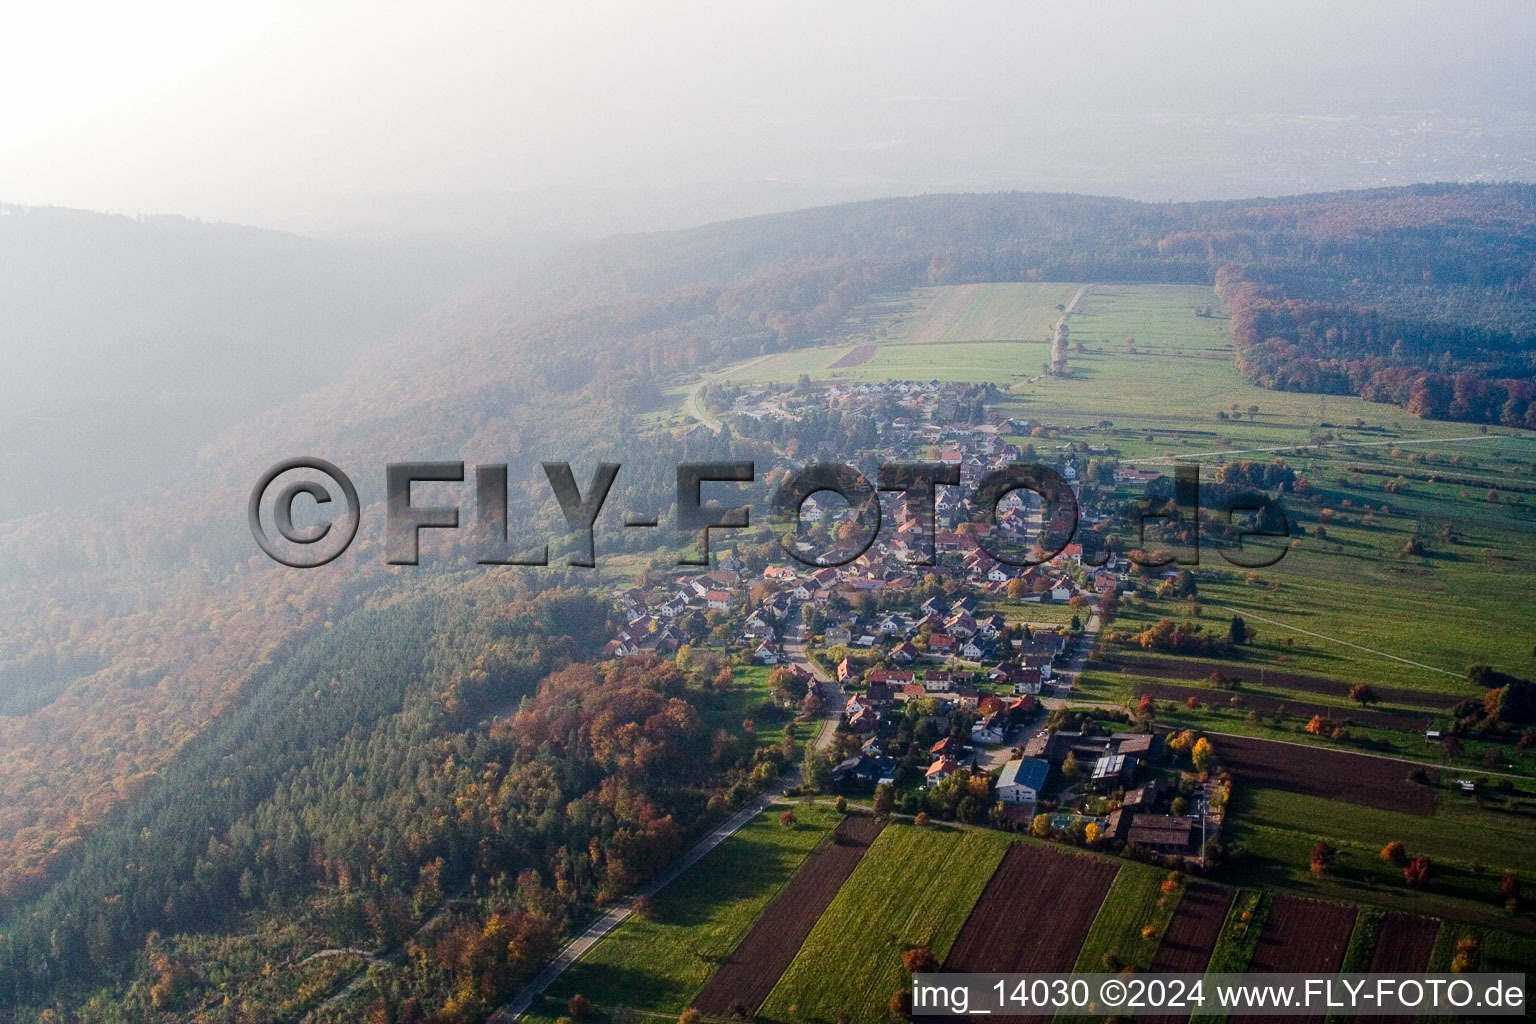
<box><xmin>924</xmin><ymin>756</ymin><xmax>960</xmax><ymax>786</ymax></box>
<box><xmin>930</xmin><ymin>735</ymin><xmax>962</xmax><ymax>759</ymax></box>
<box><xmin>848</xmin><ymin>705</ymin><xmax>879</xmax><ymax>734</ymax></box>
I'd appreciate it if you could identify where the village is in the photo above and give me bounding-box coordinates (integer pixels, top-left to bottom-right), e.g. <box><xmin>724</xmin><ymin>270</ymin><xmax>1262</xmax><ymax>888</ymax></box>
<box><xmin>602</xmin><ymin>384</ymin><xmax>1223</xmax><ymax>866</ymax></box>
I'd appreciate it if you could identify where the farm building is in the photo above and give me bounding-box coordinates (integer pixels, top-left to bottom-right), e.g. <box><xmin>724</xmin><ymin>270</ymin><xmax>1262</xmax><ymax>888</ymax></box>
<box><xmin>1126</xmin><ymin>814</ymin><xmax>1196</xmax><ymax>856</ymax></box>
<box><xmin>1090</xmin><ymin>753</ymin><xmax>1135</xmax><ymax>791</ymax></box>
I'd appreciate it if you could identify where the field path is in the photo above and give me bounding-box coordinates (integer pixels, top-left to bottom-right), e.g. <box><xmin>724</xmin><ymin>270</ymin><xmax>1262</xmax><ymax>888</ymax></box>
<box><xmin>1209</xmin><ymin>604</ymin><xmax>1462</xmax><ymax>679</ymax></box>
<box><xmin>1057</xmin><ymin>283</ymin><xmax>1090</xmax><ymax>328</ymax></box>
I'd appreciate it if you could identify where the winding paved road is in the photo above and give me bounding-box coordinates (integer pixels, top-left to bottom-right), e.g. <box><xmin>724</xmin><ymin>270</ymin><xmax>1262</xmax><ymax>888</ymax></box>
<box><xmin>684</xmin><ymin>355</ymin><xmax>772</xmax><ymax>432</ymax></box>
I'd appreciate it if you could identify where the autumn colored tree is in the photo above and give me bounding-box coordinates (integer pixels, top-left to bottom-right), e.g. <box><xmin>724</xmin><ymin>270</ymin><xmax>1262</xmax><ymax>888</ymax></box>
<box><xmin>1451</xmin><ymin>937</ymin><xmax>1478</xmax><ymax>973</ymax></box>
<box><xmin>1309</xmin><ymin>841</ymin><xmax>1336</xmax><ymax>875</ymax></box>
<box><xmin>1403</xmin><ymin>857</ymin><xmax>1431</xmax><ymax>887</ymax></box>
<box><xmin>1380</xmin><ymin>841</ymin><xmax>1407</xmax><ymax>865</ymax></box>
<box><xmin>1191</xmin><ymin>737</ymin><xmax>1214</xmax><ymax>772</ymax></box>
<box><xmin>1305</xmin><ymin>715</ymin><xmax>1325</xmax><ymax>735</ymax></box>
<box><xmin>568</xmin><ymin>995</ymin><xmax>592</xmax><ymax>1018</ymax></box>
<box><xmin>903</xmin><ymin>947</ymin><xmax>939</xmax><ymax>974</ymax></box>
<box><xmin>779</xmin><ymin>810</ymin><xmax>798</xmax><ymax>828</ymax></box>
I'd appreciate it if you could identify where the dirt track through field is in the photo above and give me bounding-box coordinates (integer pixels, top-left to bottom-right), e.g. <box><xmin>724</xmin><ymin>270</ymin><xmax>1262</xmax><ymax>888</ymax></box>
<box><xmin>1231</xmin><ymin>896</ymin><xmax>1356</xmax><ymax>1024</ymax></box>
<box><xmin>1214</xmin><ymin>734</ymin><xmax>1433</xmax><ymax>815</ymax></box>
<box><xmin>943</xmin><ymin>844</ymin><xmax>1119</xmax><ymax>1024</ymax></box>
<box><xmin>691</xmin><ymin>814</ymin><xmax>883</xmax><ymax>1016</ymax></box>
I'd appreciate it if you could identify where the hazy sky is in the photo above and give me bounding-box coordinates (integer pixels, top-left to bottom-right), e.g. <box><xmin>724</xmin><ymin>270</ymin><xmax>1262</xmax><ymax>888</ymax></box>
<box><xmin>4</xmin><ymin>1</ymin><xmax>1535</xmax><ymax>229</ymax></box>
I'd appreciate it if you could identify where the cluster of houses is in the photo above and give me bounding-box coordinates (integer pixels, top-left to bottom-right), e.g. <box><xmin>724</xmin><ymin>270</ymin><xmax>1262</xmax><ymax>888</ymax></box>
<box><xmin>824</xmin><ymin>606</ymin><xmax>1068</xmax><ymax>795</ymax></box>
<box><xmin>828</xmin><ymin>684</ymin><xmax>1044</xmax><ymax>792</ymax></box>
<box><xmin>606</xmin><ymin>376</ymin><xmax>1219</xmax><ymax>859</ymax></box>
<box><xmin>605</xmin><ymin>561</ymin><xmax>747</xmax><ymax>659</ymax></box>
<box><xmin>730</xmin><ymin>379</ymin><xmax>976</xmax><ymax>430</ymax></box>
<box><xmin>1012</xmin><ymin>729</ymin><xmax>1213</xmax><ymax>861</ymax></box>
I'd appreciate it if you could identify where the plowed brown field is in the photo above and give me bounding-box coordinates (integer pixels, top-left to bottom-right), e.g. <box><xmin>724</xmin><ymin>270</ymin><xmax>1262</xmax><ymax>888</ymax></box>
<box><xmin>692</xmin><ymin>814</ymin><xmax>883</xmax><ymax>1016</ymax></box>
<box><xmin>1214</xmin><ymin>735</ymin><xmax>1433</xmax><ymax>815</ymax></box>
<box><xmin>1231</xmin><ymin>896</ymin><xmax>1356</xmax><ymax>1024</ymax></box>
<box><xmin>943</xmin><ymin>843</ymin><xmax>1119</xmax><ymax>1024</ymax></box>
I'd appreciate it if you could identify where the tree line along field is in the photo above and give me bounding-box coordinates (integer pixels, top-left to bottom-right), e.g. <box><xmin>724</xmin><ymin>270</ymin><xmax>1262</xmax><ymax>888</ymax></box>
<box><xmin>522</xmin><ymin>815</ymin><xmax>1536</xmax><ymax>1024</ymax></box>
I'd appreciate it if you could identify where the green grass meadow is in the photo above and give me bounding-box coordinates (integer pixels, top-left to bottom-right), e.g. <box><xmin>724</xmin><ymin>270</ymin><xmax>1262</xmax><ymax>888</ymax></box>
<box><xmin>759</xmin><ymin>823</ymin><xmax>1012</xmax><ymax>1024</ymax></box>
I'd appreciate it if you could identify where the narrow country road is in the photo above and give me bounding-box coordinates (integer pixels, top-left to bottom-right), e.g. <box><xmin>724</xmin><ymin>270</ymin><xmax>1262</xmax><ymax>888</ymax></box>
<box><xmin>1055</xmin><ymin>283</ymin><xmax>1090</xmax><ymax>334</ymax></box>
<box><xmin>782</xmin><ymin>605</ymin><xmax>845</xmax><ymax>752</ymax></box>
<box><xmin>684</xmin><ymin>355</ymin><xmax>772</xmax><ymax>432</ymax></box>
<box><xmin>1041</xmin><ymin>604</ymin><xmax>1100</xmax><ymax>711</ymax></box>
